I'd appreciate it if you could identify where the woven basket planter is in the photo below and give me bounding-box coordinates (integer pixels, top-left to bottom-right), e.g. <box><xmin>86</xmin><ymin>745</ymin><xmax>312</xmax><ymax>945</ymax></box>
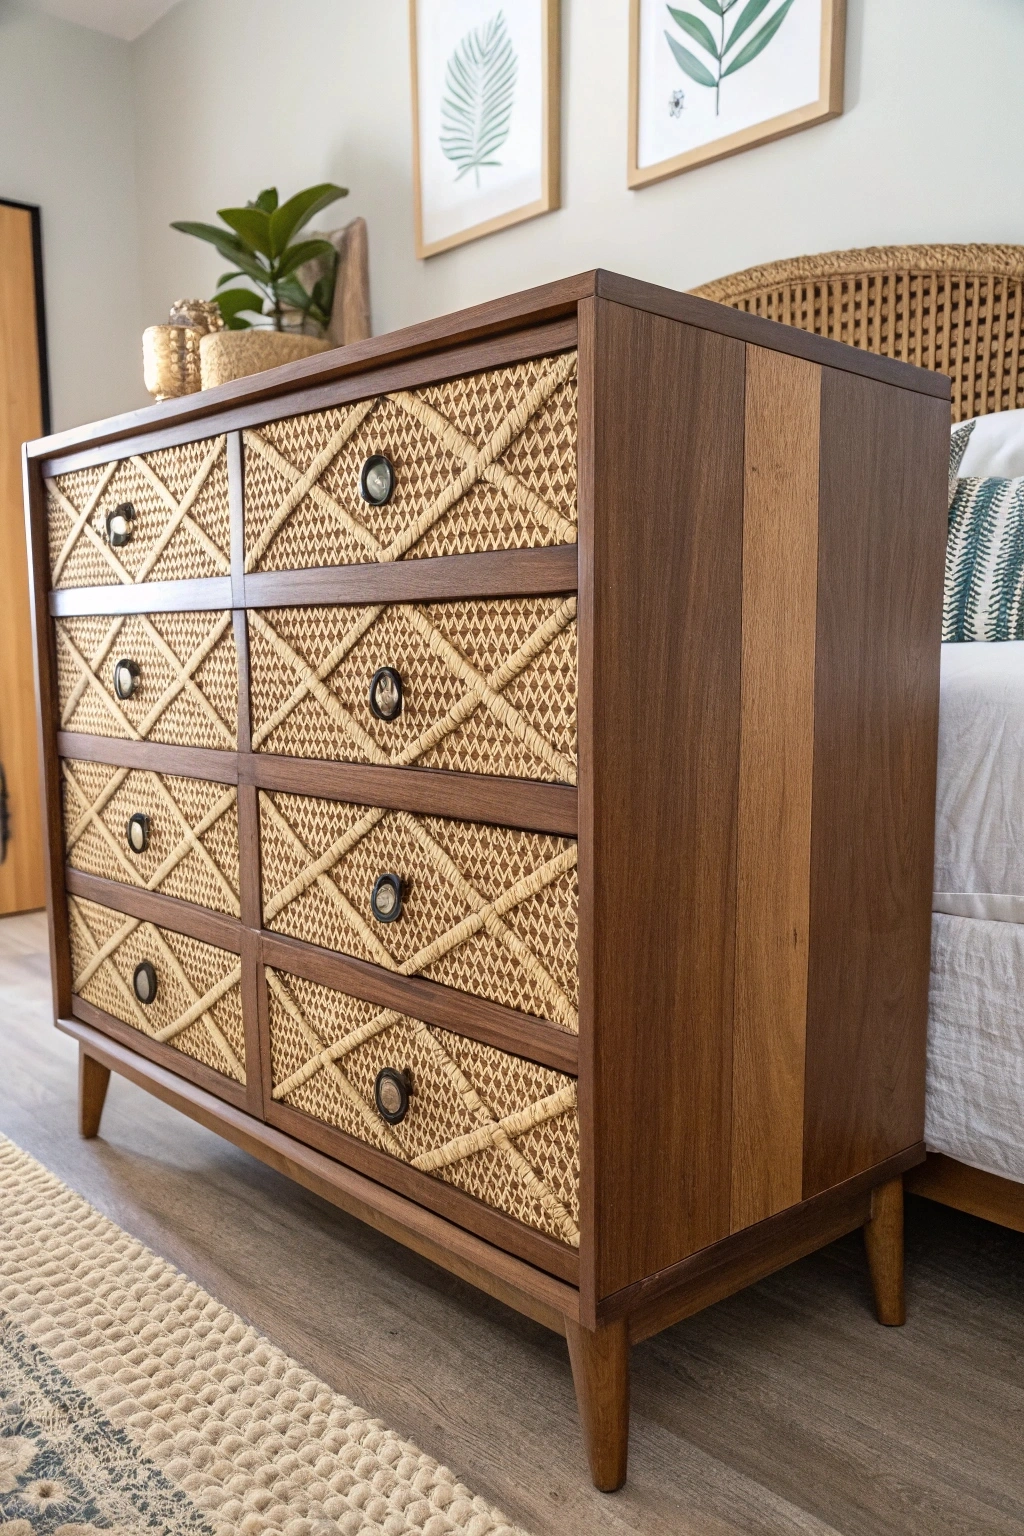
<box><xmin>200</xmin><ymin>330</ymin><xmax>331</xmax><ymax>389</ymax></box>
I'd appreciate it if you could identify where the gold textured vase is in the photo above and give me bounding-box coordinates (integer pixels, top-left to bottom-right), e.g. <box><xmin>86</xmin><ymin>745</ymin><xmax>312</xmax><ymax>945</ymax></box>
<box><xmin>143</xmin><ymin>325</ymin><xmax>203</xmax><ymax>400</ymax></box>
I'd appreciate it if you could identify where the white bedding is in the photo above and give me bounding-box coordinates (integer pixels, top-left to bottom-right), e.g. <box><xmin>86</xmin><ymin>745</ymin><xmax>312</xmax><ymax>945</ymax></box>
<box><xmin>934</xmin><ymin>640</ymin><xmax>1024</xmax><ymax>922</ymax></box>
<box><xmin>928</xmin><ymin>641</ymin><xmax>1024</xmax><ymax>1177</ymax></box>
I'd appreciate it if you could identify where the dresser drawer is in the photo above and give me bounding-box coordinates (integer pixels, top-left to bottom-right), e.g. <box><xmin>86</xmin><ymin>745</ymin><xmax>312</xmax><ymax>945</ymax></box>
<box><xmin>68</xmin><ymin>894</ymin><xmax>244</xmax><ymax>1084</ymax></box>
<box><xmin>266</xmin><ymin>966</ymin><xmax>580</xmax><ymax>1246</ymax></box>
<box><xmin>260</xmin><ymin>793</ymin><xmax>578</xmax><ymax>1031</ymax></box>
<box><xmin>248</xmin><ymin>595</ymin><xmax>577</xmax><ymax>783</ymax></box>
<box><xmin>55</xmin><ymin>611</ymin><xmax>238</xmax><ymax>748</ymax></box>
<box><xmin>46</xmin><ymin>437</ymin><xmax>230</xmax><ymax>589</ymax></box>
<box><xmin>243</xmin><ymin>351</ymin><xmax>577</xmax><ymax>572</ymax></box>
<box><xmin>62</xmin><ymin>760</ymin><xmax>240</xmax><ymax>915</ymax></box>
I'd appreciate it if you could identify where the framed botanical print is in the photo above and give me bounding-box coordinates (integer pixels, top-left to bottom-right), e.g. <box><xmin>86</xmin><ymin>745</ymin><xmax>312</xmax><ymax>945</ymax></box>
<box><xmin>628</xmin><ymin>0</ymin><xmax>845</xmax><ymax>188</ymax></box>
<box><xmin>410</xmin><ymin>0</ymin><xmax>560</xmax><ymax>259</ymax></box>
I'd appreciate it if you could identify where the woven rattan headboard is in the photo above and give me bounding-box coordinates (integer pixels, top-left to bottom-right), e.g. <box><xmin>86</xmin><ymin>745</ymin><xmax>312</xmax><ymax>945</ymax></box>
<box><xmin>692</xmin><ymin>245</ymin><xmax>1024</xmax><ymax>422</ymax></box>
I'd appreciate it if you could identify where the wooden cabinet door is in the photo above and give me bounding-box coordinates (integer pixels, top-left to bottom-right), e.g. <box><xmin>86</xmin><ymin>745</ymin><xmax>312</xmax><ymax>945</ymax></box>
<box><xmin>0</xmin><ymin>201</ymin><xmax>46</xmax><ymax>914</ymax></box>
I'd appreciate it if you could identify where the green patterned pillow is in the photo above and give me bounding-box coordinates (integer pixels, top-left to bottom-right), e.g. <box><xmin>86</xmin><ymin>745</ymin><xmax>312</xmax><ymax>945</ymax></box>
<box><xmin>945</xmin><ymin>472</ymin><xmax>1024</xmax><ymax>640</ymax></box>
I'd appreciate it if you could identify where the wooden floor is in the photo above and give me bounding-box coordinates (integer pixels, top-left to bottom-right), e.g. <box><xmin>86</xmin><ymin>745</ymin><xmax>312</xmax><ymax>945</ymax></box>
<box><xmin>2</xmin><ymin>911</ymin><xmax>1023</xmax><ymax>1536</ymax></box>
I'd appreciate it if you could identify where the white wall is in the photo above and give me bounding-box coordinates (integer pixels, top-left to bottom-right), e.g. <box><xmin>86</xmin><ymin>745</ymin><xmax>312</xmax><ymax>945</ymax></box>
<box><xmin>130</xmin><ymin>0</ymin><xmax>1024</xmax><ymax>346</ymax></box>
<box><xmin>9</xmin><ymin>0</ymin><xmax>1024</xmax><ymax>430</ymax></box>
<box><xmin>0</xmin><ymin>1</ymin><xmax>144</xmax><ymax>428</ymax></box>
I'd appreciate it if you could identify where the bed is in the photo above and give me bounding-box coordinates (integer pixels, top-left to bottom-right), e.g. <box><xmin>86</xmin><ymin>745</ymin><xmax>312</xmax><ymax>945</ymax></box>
<box><xmin>695</xmin><ymin>245</ymin><xmax>1024</xmax><ymax>1235</ymax></box>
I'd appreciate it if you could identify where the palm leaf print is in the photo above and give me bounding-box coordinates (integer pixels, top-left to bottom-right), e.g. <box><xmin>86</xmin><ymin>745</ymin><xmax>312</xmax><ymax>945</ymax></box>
<box><xmin>440</xmin><ymin>11</ymin><xmax>518</xmax><ymax>187</ymax></box>
<box><xmin>664</xmin><ymin>0</ymin><xmax>796</xmax><ymax>115</ymax></box>
<box><xmin>986</xmin><ymin>479</ymin><xmax>1024</xmax><ymax>638</ymax></box>
<box><xmin>944</xmin><ymin>477</ymin><xmax>1006</xmax><ymax>640</ymax></box>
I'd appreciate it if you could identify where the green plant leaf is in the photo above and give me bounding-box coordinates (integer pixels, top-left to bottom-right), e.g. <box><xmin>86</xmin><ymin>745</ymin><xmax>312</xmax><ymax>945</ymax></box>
<box><xmin>252</xmin><ymin>188</ymin><xmax>279</xmax><ymax>213</ymax></box>
<box><xmin>216</xmin><ymin>270</ymin><xmax>244</xmax><ymax>288</ymax></box>
<box><xmin>170</xmin><ymin>221</ymin><xmax>269</xmax><ymax>282</ymax></box>
<box><xmin>274</xmin><ymin>238</ymin><xmax>336</xmax><ymax>280</ymax></box>
<box><xmin>695</xmin><ymin>0</ymin><xmax>724</xmax><ymax>12</ymax></box>
<box><xmin>214</xmin><ymin>288</ymin><xmax>265</xmax><ymax>328</ymax></box>
<box><xmin>666</xmin><ymin>6</ymin><xmax>719</xmax><ymax>56</ymax></box>
<box><xmin>440</xmin><ymin>10</ymin><xmax>517</xmax><ymax>182</ymax></box>
<box><xmin>276</xmin><ymin>275</ymin><xmax>312</xmax><ymax>308</ymax></box>
<box><xmin>268</xmin><ymin>183</ymin><xmax>348</xmax><ymax>256</ymax></box>
<box><xmin>724</xmin><ymin>0</ymin><xmax>773</xmax><ymax>51</ymax></box>
<box><xmin>664</xmin><ymin>30</ymin><xmax>718</xmax><ymax>86</ymax></box>
<box><xmin>217</xmin><ymin>205</ymin><xmax>274</xmax><ymax>258</ymax></box>
<box><xmin>721</xmin><ymin>0</ymin><xmax>795</xmax><ymax>75</ymax></box>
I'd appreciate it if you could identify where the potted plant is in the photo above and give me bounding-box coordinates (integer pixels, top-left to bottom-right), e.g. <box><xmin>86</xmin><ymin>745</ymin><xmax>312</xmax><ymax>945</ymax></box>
<box><xmin>172</xmin><ymin>182</ymin><xmax>348</xmax><ymax>386</ymax></box>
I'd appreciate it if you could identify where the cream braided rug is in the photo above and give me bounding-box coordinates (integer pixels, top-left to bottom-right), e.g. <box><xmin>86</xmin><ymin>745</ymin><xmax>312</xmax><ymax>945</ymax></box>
<box><xmin>0</xmin><ymin>1135</ymin><xmax>529</xmax><ymax>1536</ymax></box>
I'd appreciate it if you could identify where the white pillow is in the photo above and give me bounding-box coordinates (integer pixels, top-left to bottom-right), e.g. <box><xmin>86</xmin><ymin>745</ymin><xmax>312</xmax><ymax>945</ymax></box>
<box><xmin>956</xmin><ymin>408</ymin><xmax>1024</xmax><ymax>478</ymax></box>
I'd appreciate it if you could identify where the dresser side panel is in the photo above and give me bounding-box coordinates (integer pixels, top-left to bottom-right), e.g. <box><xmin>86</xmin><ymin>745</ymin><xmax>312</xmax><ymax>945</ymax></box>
<box><xmin>583</xmin><ymin>300</ymin><xmax>745</xmax><ymax>1302</ymax></box>
<box><xmin>802</xmin><ymin>369</ymin><xmax>948</xmax><ymax>1196</ymax></box>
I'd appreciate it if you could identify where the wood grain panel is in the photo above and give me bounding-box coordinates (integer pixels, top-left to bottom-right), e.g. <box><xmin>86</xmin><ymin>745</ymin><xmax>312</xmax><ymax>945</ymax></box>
<box><xmin>56</xmin><ymin>733</ymin><xmax>239</xmax><ymax>782</ymax></box>
<box><xmin>579</xmin><ymin>299</ymin><xmax>745</xmax><ymax>1312</ymax></box>
<box><xmin>243</xmin><ymin>546</ymin><xmax>577</xmax><ymax>608</ymax></box>
<box><xmin>49</xmin><ymin>579</ymin><xmax>232</xmax><ymax>617</ymax></box>
<box><xmin>70</xmin><ymin>995</ymin><xmax>249</xmax><ymax>1112</ymax></box>
<box><xmin>802</xmin><ymin>369</ymin><xmax>949</xmax><ymax>1196</ymax></box>
<box><xmin>730</xmin><ymin>346</ymin><xmax>820</xmax><ymax>1231</ymax></box>
<box><xmin>65</xmin><ymin>867</ymin><xmax>243</xmax><ymax>950</ymax></box>
<box><xmin>0</xmin><ymin>204</ymin><xmax>45</xmax><ymax>914</ymax></box>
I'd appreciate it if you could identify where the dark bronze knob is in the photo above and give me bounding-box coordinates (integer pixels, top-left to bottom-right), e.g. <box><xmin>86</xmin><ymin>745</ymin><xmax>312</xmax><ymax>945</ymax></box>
<box><xmin>113</xmin><ymin>658</ymin><xmax>140</xmax><ymax>700</ymax></box>
<box><xmin>133</xmin><ymin>960</ymin><xmax>157</xmax><ymax>1004</ymax></box>
<box><xmin>126</xmin><ymin>812</ymin><xmax>150</xmax><ymax>854</ymax></box>
<box><xmin>374</xmin><ymin>1067</ymin><xmax>411</xmax><ymax>1124</ymax></box>
<box><xmin>369</xmin><ymin>667</ymin><xmax>403</xmax><ymax>722</ymax></box>
<box><xmin>370</xmin><ymin>872</ymin><xmax>403</xmax><ymax>923</ymax></box>
<box><xmin>359</xmin><ymin>454</ymin><xmax>395</xmax><ymax>506</ymax></box>
<box><xmin>106</xmin><ymin>502</ymin><xmax>136</xmax><ymax>547</ymax></box>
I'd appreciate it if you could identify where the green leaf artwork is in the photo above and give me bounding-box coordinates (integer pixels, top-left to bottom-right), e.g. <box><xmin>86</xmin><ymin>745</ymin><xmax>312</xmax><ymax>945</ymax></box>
<box><xmin>664</xmin><ymin>0</ymin><xmax>797</xmax><ymax>115</ymax></box>
<box><xmin>440</xmin><ymin>10</ymin><xmax>518</xmax><ymax>187</ymax></box>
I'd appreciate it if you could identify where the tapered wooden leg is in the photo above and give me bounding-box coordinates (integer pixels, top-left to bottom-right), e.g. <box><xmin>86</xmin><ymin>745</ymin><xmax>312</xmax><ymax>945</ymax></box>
<box><xmin>565</xmin><ymin>1316</ymin><xmax>629</xmax><ymax>1491</ymax></box>
<box><xmin>79</xmin><ymin>1049</ymin><xmax>110</xmax><ymax>1139</ymax></box>
<box><xmin>863</xmin><ymin>1175</ymin><xmax>905</xmax><ymax>1326</ymax></box>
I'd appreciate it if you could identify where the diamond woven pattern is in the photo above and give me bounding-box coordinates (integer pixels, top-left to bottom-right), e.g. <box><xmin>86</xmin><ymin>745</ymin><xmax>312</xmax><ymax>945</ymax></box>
<box><xmin>62</xmin><ymin>760</ymin><xmax>240</xmax><ymax>915</ymax></box>
<box><xmin>55</xmin><ymin>610</ymin><xmax>237</xmax><ymax>748</ymax></box>
<box><xmin>68</xmin><ymin>895</ymin><xmax>244</xmax><ymax>1083</ymax></box>
<box><xmin>248</xmin><ymin>596</ymin><xmax>577</xmax><ymax>783</ymax></box>
<box><xmin>243</xmin><ymin>352</ymin><xmax>578</xmax><ymax>571</ymax></box>
<box><xmin>267</xmin><ymin>967</ymin><xmax>580</xmax><ymax>1246</ymax></box>
<box><xmin>260</xmin><ymin>793</ymin><xmax>578</xmax><ymax>1031</ymax></box>
<box><xmin>46</xmin><ymin>437</ymin><xmax>230</xmax><ymax>589</ymax></box>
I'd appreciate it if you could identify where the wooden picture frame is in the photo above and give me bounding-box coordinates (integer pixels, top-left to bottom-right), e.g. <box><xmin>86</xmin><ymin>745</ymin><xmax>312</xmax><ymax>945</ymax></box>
<box><xmin>628</xmin><ymin>0</ymin><xmax>845</xmax><ymax>189</ymax></box>
<box><xmin>410</xmin><ymin>0</ymin><xmax>560</xmax><ymax>259</ymax></box>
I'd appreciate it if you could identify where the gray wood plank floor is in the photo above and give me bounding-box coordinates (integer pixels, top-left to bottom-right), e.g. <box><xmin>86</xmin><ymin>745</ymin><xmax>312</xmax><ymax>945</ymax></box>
<box><xmin>2</xmin><ymin>910</ymin><xmax>1022</xmax><ymax>1535</ymax></box>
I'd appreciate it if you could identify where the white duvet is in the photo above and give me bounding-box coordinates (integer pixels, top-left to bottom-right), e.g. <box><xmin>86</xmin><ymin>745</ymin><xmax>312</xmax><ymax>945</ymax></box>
<box><xmin>928</xmin><ymin>641</ymin><xmax>1024</xmax><ymax>1178</ymax></box>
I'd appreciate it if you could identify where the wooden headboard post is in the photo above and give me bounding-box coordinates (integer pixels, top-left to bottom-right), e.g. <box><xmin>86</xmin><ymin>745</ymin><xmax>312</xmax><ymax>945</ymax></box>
<box><xmin>692</xmin><ymin>244</ymin><xmax>1024</xmax><ymax>421</ymax></box>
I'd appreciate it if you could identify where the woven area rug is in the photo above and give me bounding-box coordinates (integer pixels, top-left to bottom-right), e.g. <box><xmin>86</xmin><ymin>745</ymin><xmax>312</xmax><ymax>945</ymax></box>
<box><xmin>0</xmin><ymin>1135</ymin><xmax>528</xmax><ymax>1536</ymax></box>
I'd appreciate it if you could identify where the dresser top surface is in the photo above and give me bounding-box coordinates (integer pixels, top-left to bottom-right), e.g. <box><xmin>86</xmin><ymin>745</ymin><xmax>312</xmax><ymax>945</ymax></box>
<box><xmin>27</xmin><ymin>267</ymin><xmax>950</xmax><ymax>466</ymax></box>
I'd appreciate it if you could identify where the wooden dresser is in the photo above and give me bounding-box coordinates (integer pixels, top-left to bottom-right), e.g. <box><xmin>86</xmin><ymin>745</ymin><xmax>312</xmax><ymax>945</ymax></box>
<box><xmin>24</xmin><ymin>271</ymin><xmax>950</xmax><ymax>1490</ymax></box>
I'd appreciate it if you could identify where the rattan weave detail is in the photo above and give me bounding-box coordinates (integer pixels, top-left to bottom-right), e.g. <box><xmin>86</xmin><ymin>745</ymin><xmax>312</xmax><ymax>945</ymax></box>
<box><xmin>46</xmin><ymin>437</ymin><xmax>230</xmax><ymax>589</ymax></box>
<box><xmin>266</xmin><ymin>967</ymin><xmax>579</xmax><ymax>1245</ymax></box>
<box><xmin>55</xmin><ymin>611</ymin><xmax>238</xmax><ymax>748</ymax></box>
<box><xmin>692</xmin><ymin>244</ymin><xmax>1024</xmax><ymax>422</ymax></box>
<box><xmin>62</xmin><ymin>760</ymin><xmax>239</xmax><ymax>915</ymax></box>
<box><xmin>68</xmin><ymin>895</ymin><xmax>244</xmax><ymax>1083</ymax></box>
<box><xmin>248</xmin><ymin>597</ymin><xmax>577</xmax><ymax>783</ymax></box>
<box><xmin>260</xmin><ymin>793</ymin><xmax>578</xmax><ymax>1031</ymax></box>
<box><xmin>243</xmin><ymin>352</ymin><xmax>578</xmax><ymax>571</ymax></box>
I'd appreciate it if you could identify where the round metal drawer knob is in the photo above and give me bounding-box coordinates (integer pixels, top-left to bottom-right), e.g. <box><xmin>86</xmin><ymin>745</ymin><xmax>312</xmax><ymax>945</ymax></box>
<box><xmin>113</xmin><ymin>657</ymin><xmax>140</xmax><ymax>700</ymax></box>
<box><xmin>133</xmin><ymin>960</ymin><xmax>158</xmax><ymax>1005</ymax></box>
<box><xmin>370</xmin><ymin>872</ymin><xmax>403</xmax><ymax>923</ymax></box>
<box><xmin>374</xmin><ymin>1067</ymin><xmax>411</xmax><ymax>1125</ymax></box>
<box><xmin>126</xmin><ymin>812</ymin><xmax>150</xmax><ymax>854</ymax></box>
<box><xmin>369</xmin><ymin>667</ymin><xmax>403</xmax><ymax>722</ymax></box>
<box><xmin>106</xmin><ymin>502</ymin><xmax>136</xmax><ymax>547</ymax></box>
<box><xmin>359</xmin><ymin>454</ymin><xmax>395</xmax><ymax>506</ymax></box>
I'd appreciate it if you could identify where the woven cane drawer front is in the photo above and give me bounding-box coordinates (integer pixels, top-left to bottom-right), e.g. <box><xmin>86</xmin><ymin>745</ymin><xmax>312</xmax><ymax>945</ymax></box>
<box><xmin>61</xmin><ymin>760</ymin><xmax>240</xmax><ymax>915</ymax></box>
<box><xmin>68</xmin><ymin>895</ymin><xmax>245</xmax><ymax>1084</ymax></box>
<box><xmin>46</xmin><ymin>437</ymin><xmax>230</xmax><ymax>589</ymax></box>
<box><xmin>267</xmin><ymin>967</ymin><xmax>580</xmax><ymax>1246</ymax></box>
<box><xmin>261</xmin><ymin>793</ymin><xmax>578</xmax><ymax>1031</ymax></box>
<box><xmin>243</xmin><ymin>351</ymin><xmax>577</xmax><ymax>572</ymax></box>
<box><xmin>248</xmin><ymin>596</ymin><xmax>577</xmax><ymax>782</ymax></box>
<box><xmin>55</xmin><ymin>611</ymin><xmax>238</xmax><ymax>748</ymax></box>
